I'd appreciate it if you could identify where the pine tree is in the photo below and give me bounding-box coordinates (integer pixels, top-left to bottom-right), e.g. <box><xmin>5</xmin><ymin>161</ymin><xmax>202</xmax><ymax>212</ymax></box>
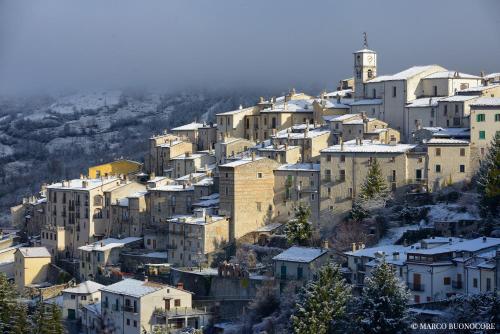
<box><xmin>291</xmin><ymin>264</ymin><xmax>352</xmax><ymax>334</ymax></box>
<box><xmin>476</xmin><ymin>133</ymin><xmax>500</xmax><ymax>217</ymax></box>
<box><xmin>0</xmin><ymin>273</ymin><xmax>16</xmax><ymax>333</ymax></box>
<box><xmin>352</xmin><ymin>260</ymin><xmax>412</xmax><ymax>334</ymax></box>
<box><xmin>48</xmin><ymin>303</ymin><xmax>65</xmax><ymax>334</ymax></box>
<box><xmin>33</xmin><ymin>302</ymin><xmax>54</xmax><ymax>334</ymax></box>
<box><xmin>284</xmin><ymin>204</ymin><xmax>312</xmax><ymax>246</ymax></box>
<box><xmin>359</xmin><ymin>159</ymin><xmax>388</xmax><ymax>200</ymax></box>
<box><xmin>9</xmin><ymin>303</ymin><xmax>30</xmax><ymax>334</ymax></box>
<box><xmin>350</xmin><ymin>199</ymin><xmax>369</xmax><ymax>222</ymax></box>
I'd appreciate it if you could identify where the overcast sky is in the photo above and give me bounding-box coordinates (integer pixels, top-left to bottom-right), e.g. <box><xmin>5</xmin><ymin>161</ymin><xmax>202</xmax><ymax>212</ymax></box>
<box><xmin>1</xmin><ymin>0</ymin><xmax>499</xmax><ymax>95</ymax></box>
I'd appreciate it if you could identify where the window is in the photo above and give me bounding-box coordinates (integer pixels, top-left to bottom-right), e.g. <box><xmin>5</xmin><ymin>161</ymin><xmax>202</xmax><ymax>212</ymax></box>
<box><xmin>473</xmin><ymin>278</ymin><xmax>478</xmax><ymax>288</ymax></box>
<box><xmin>174</xmin><ymin>299</ymin><xmax>181</xmax><ymax>307</ymax></box>
<box><xmin>340</xmin><ymin>155</ymin><xmax>345</xmax><ymax>162</ymax></box>
<box><xmin>339</xmin><ymin>170</ymin><xmax>345</xmax><ymax>181</ymax></box>
<box><xmin>444</xmin><ymin>277</ymin><xmax>451</xmax><ymax>285</ymax></box>
<box><xmin>433</xmin><ymin>86</ymin><xmax>438</xmax><ymax>96</ymax></box>
<box><xmin>479</xmin><ymin>131</ymin><xmax>486</xmax><ymax>140</ymax></box>
<box><xmin>392</xmin><ymin>86</ymin><xmax>397</xmax><ymax>97</ymax></box>
<box><xmin>392</xmin><ymin>170</ymin><xmax>396</xmax><ymax>182</ymax></box>
<box><xmin>459</xmin><ymin>165</ymin><xmax>465</xmax><ymax>173</ymax></box>
<box><xmin>324</xmin><ymin>169</ymin><xmax>331</xmax><ymax>182</ymax></box>
<box><xmin>257</xmin><ymin>172</ymin><xmax>263</xmax><ymax>178</ymax></box>
<box><xmin>326</xmin><ymin>155</ymin><xmax>331</xmax><ymax>162</ymax></box>
<box><xmin>435</xmin><ymin>164</ymin><xmax>441</xmax><ymax>173</ymax></box>
<box><xmin>495</xmin><ymin>114</ymin><xmax>500</xmax><ymax>122</ymax></box>
<box><xmin>444</xmin><ymin>105</ymin><xmax>448</xmax><ymax>116</ymax></box>
<box><xmin>435</xmin><ymin>148</ymin><xmax>441</xmax><ymax>156</ymax></box>
<box><xmin>477</xmin><ymin>114</ymin><xmax>485</xmax><ymax>122</ymax></box>
<box><xmin>126</xmin><ymin>319</ymin><xmax>130</xmax><ymax>326</ymax></box>
<box><xmin>297</xmin><ymin>267</ymin><xmax>303</xmax><ymax>280</ymax></box>
<box><xmin>133</xmin><ymin>320</ymin><xmax>137</xmax><ymax>328</ymax></box>
<box><xmin>71</xmin><ymin>295</ymin><xmax>76</xmax><ymax>300</ymax></box>
<box><xmin>367</xmin><ymin>69</ymin><xmax>373</xmax><ymax>78</ymax></box>
<box><xmin>486</xmin><ymin>278</ymin><xmax>491</xmax><ymax>291</ymax></box>
<box><xmin>81</xmin><ymin>296</ymin><xmax>86</xmax><ymax>301</ymax></box>
<box><xmin>455</xmin><ymin>105</ymin><xmax>459</xmax><ymax>115</ymax></box>
<box><xmin>431</xmin><ymin>109</ymin><xmax>435</xmax><ymax>118</ymax></box>
<box><xmin>453</xmin><ymin>117</ymin><xmax>461</xmax><ymax>126</ymax></box>
<box><xmin>460</xmin><ymin>148</ymin><xmax>465</xmax><ymax>156</ymax></box>
<box><xmin>372</xmin><ymin>89</ymin><xmax>376</xmax><ymax>98</ymax></box>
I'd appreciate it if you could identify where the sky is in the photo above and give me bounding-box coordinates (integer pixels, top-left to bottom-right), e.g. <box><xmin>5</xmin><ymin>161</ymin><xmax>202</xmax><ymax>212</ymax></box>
<box><xmin>0</xmin><ymin>0</ymin><xmax>499</xmax><ymax>95</ymax></box>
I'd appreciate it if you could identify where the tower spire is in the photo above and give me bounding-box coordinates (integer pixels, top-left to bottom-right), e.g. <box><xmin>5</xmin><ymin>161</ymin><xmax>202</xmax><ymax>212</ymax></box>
<box><xmin>363</xmin><ymin>32</ymin><xmax>368</xmax><ymax>49</ymax></box>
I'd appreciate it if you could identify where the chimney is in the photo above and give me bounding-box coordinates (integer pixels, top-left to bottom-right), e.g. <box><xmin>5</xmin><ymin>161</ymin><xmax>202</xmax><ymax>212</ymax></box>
<box><xmin>336</xmin><ymin>95</ymin><xmax>341</xmax><ymax>104</ymax></box>
<box><xmin>185</xmin><ymin>151</ymin><xmax>191</xmax><ymax>157</ymax></box>
<box><xmin>483</xmin><ymin>236</ymin><xmax>487</xmax><ymax>243</ymax></box>
<box><xmin>177</xmin><ymin>282</ymin><xmax>184</xmax><ymax>290</ymax></box>
<box><xmin>322</xmin><ymin>240</ymin><xmax>329</xmax><ymax>250</ymax></box>
<box><xmin>251</xmin><ymin>151</ymin><xmax>256</xmax><ymax>161</ymax></box>
<box><xmin>352</xmin><ymin>242</ymin><xmax>356</xmax><ymax>252</ymax></box>
<box><xmin>239</xmin><ymin>104</ymin><xmax>243</xmax><ymax>110</ymax></box>
<box><xmin>149</xmin><ymin>172</ymin><xmax>156</xmax><ymax>180</ymax></box>
<box><xmin>340</xmin><ymin>138</ymin><xmax>344</xmax><ymax>151</ymax></box>
<box><xmin>82</xmin><ymin>180</ymin><xmax>88</xmax><ymax>188</ymax></box>
<box><xmin>144</xmin><ymin>276</ymin><xmax>148</xmax><ymax>282</ymax></box>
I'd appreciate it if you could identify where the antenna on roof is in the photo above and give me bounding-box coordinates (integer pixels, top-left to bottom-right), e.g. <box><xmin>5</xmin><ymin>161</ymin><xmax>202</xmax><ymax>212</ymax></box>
<box><xmin>363</xmin><ymin>32</ymin><xmax>368</xmax><ymax>49</ymax></box>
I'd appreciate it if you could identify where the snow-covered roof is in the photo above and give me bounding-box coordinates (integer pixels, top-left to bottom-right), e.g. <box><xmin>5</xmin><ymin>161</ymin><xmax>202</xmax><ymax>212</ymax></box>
<box><xmin>321</xmin><ymin>139</ymin><xmax>416</xmax><ymax>154</ymax></box>
<box><xmin>171</xmin><ymin>153</ymin><xmax>207</xmax><ymax>160</ymax></box>
<box><xmin>438</xmin><ymin>95</ymin><xmax>478</xmax><ymax>103</ymax></box>
<box><xmin>153</xmin><ymin>184</ymin><xmax>194</xmax><ymax>192</ymax></box>
<box><xmin>323</xmin><ymin>89</ymin><xmax>353</xmax><ymax>98</ymax></box>
<box><xmin>407</xmin><ymin>97</ymin><xmax>441</xmax><ymax>108</ymax></box>
<box><xmin>274</xmin><ymin>128</ymin><xmax>330</xmax><ymax>140</ymax></box>
<box><xmin>276</xmin><ymin>163</ymin><xmax>320</xmax><ymax>172</ymax></box>
<box><xmin>420</xmin><ymin>127</ymin><xmax>470</xmax><ymax>138</ymax></box>
<box><xmin>167</xmin><ymin>213</ymin><xmax>225</xmax><ymax>226</ymax></box>
<box><xmin>219</xmin><ymin>156</ymin><xmax>265</xmax><ymax>168</ymax></box>
<box><xmin>426</xmin><ymin>138</ymin><xmax>470</xmax><ymax>145</ymax></box>
<box><xmin>368</xmin><ymin>65</ymin><xmax>443</xmax><ymax>83</ymax></box>
<box><xmin>458</xmin><ymin>84</ymin><xmax>500</xmax><ymax>94</ymax></box>
<box><xmin>423</xmin><ymin>71</ymin><xmax>480</xmax><ymax>80</ymax></box>
<box><xmin>345</xmin><ymin>244</ymin><xmax>409</xmax><ymax>257</ymax></box>
<box><xmin>216</xmin><ymin>106</ymin><xmax>255</xmax><ymax>116</ymax></box>
<box><xmin>469</xmin><ymin>97</ymin><xmax>500</xmax><ymax>107</ymax></box>
<box><xmin>128</xmin><ymin>191</ymin><xmax>148</xmax><ymax>198</ymax></box>
<box><xmin>261</xmin><ymin>99</ymin><xmax>316</xmax><ymax>113</ymax></box>
<box><xmin>273</xmin><ymin>246</ymin><xmax>327</xmax><ymax>263</ymax></box>
<box><xmin>350</xmin><ymin>99</ymin><xmax>383</xmax><ymax>106</ymax></box>
<box><xmin>63</xmin><ymin>281</ymin><xmax>104</xmax><ymax>295</ymax></box>
<box><xmin>194</xmin><ymin>177</ymin><xmax>214</xmax><ymax>187</ymax></box>
<box><xmin>158</xmin><ymin>140</ymin><xmax>184</xmax><ymax>148</ymax></box>
<box><xmin>255</xmin><ymin>222</ymin><xmax>283</xmax><ymax>232</ymax></box>
<box><xmin>343</xmin><ymin>118</ymin><xmax>377</xmax><ymax>125</ymax></box>
<box><xmin>485</xmin><ymin>73</ymin><xmax>500</xmax><ymax>79</ymax></box>
<box><xmin>258</xmin><ymin>144</ymin><xmax>299</xmax><ymax>152</ymax></box>
<box><xmin>171</xmin><ymin>122</ymin><xmax>205</xmax><ymax>131</ymax></box>
<box><xmin>355</xmin><ymin>48</ymin><xmax>376</xmax><ymax>53</ymax></box>
<box><xmin>408</xmin><ymin>237</ymin><xmax>500</xmax><ymax>255</ymax></box>
<box><xmin>83</xmin><ymin>302</ymin><xmax>101</xmax><ymax>316</ymax></box>
<box><xmin>78</xmin><ymin>237</ymin><xmax>141</xmax><ymax>252</ymax></box>
<box><xmin>46</xmin><ymin>177</ymin><xmax>118</xmax><ymax>190</ymax></box>
<box><xmin>18</xmin><ymin>247</ymin><xmax>51</xmax><ymax>258</ymax></box>
<box><xmin>316</xmin><ymin>99</ymin><xmax>350</xmax><ymax>109</ymax></box>
<box><xmin>323</xmin><ymin>113</ymin><xmax>361</xmax><ymax>122</ymax></box>
<box><xmin>100</xmin><ymin>278</ymin><xmax>167</xmax><ymax>298</ymax></box>
<box><xmin>175</xmin><ymin>173</ymin><xmax>205</xmax><ymax>181</ymax></box>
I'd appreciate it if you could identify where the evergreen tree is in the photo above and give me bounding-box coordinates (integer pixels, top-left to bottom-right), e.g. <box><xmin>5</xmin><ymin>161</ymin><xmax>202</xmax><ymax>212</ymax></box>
<box><xmin>476</xmin><ymin>133</ymin><xmax>500</xmax><ymax>217</ymax></box>
<box><xmin>33</xmin><ymin>302</ymin><xmax>54</xmax><ymax>334</ymax></box>
<box><xmin>0</xmin><ymin>273</ymin><xmax>16</xmax><ymax>333</ymax></box>
<box><xmin>350</xmin><ymin>199</ymin><xmax>369</xmax><ymax>222</ymax></box>
<box><xmin>291</xmin><ymin>264</ymin><xmax>352</xmax><ymax>334</ymax></box>
<box><xmin>48</xmin><ymin>303</ymin><xmax>65</xmax><ymax>334</ymax></box>
<box><xmin>352</xmin><ymin>260</ymin><xmax>412</xmax><ymax>334</ymax></box>
<box><xmin>359</xmin><ymin>159</ymin><xmax>388</xmax><ymax>200</ymax></box>
<box><xmin>9</xmin><ymin>303</ymin><xmax>30</xmax><ymax>334</ymax></box>
<box><xmin>284</xmin><ymin>204</ymin><xmax>312</xmax><ymax>246</ymax></box>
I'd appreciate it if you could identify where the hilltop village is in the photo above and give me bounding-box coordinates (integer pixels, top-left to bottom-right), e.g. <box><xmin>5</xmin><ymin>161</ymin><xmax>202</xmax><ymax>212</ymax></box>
<box><xmin>4</xmin><ymin>45</ymin><xmax>500</xmax><ymax>333</ymax></box>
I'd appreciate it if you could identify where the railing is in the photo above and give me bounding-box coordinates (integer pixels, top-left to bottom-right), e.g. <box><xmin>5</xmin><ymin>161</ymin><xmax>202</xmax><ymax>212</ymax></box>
<box><xmin>122</xmin><ymin>305</ymin><xmax>136</xmax><ymax>313</ymax></box>
<box><xmin>452</xmin><ymin>280</ymin><xmax>463</xmax><ymax>289</ymax></box>
<box><xmin>408</xmin><ymin>283</ymin><xmax>425</xmax><ymax>292</ymax></box>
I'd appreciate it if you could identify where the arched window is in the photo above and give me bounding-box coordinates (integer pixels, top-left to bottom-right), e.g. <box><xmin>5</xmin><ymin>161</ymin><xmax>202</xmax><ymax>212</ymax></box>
<box><xmin>367</xmin><ymin>69</ymin><xmax>373</xmax><ymax>79</ymax></box>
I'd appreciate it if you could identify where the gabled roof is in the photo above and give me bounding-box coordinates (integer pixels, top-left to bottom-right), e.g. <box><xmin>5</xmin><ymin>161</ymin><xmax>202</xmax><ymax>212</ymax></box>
<box><xmin>423</xmin><ymin>71</ymin><xmax>480</xmax><ymax>80</ymax></box>
<box><xmin>273</xmin><ymin>246</ymin><xmax>327</xmax><ymax>263</ymax></box>
<box><xmin>470</xmin><ymin>97</ymin><xmax>500</xmax><ymax>107</ymax></box>
<box><xmin>17</xmin><ymin>247</ymin><xmax>51</xmax><ymax>258</ymax></box>
<box><xmin>171</xmin><ymin>122</ymin><xmax>205</xmax><ymax>131</ymax></box>
<box><xmin>100</xmin><ymin>278</ymin><xmax>166</xmax><ymax>298</ymax></box>
<box><xmin>63</xmin><ymin>281</ymin><xmax>105</xmax><ymax>295</ymax></box>
<box><xmin>368</xmin><ymin>65</ymin><xmax>444</xmax><ymax>83</ymax></box>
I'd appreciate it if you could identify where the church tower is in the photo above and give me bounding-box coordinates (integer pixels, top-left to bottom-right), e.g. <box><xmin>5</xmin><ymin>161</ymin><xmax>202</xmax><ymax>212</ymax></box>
<box><xmin>353</xmin><ymin>32</ymin><xmax>377</xmax><ymax>100</ymax></box>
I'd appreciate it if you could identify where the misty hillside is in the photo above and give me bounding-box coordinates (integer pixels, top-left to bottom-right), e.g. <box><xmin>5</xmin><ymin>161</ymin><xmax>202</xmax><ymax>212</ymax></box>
<box><xmin>0</xmin><ymin>90</ymin><xmax>263</xmax><ymax>223</ymax></box>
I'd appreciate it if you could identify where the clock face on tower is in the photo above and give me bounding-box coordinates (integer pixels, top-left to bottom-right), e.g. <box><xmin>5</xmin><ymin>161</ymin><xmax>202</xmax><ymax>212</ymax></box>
<box><xmin>367</xmin><ymin>55</ymin><xmax>373</xmax><ymax>64</ymax></box>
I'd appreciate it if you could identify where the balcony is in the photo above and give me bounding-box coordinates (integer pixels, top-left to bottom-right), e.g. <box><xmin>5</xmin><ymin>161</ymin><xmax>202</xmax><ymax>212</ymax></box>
<box><xmin>122</xmin><ymin>305</ymin><xmax>137</xmax><ymax>313</ymax></box>
<box><xmin>452</xmin><ymin>280</ymin><xmax>463</xmax><ymax>289</ymax></box>
<box><xmin>408</xmin><ymin>283</ymin><xmax>425</xmax><ymax>292</ymax></box>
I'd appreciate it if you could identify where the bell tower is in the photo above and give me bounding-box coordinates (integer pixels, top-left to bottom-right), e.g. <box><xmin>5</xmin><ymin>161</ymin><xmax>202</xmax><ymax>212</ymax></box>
<box><xmin>353</xmin><ymin>32</ymin><xmax>377</xmax><ymax>100</ymax></box>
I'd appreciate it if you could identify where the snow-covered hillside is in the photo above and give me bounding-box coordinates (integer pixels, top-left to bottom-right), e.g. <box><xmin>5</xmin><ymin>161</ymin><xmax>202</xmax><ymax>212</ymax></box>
<box><xmin>0</xmin><ymin>90</ymin><xmax>262</xmax><ymax>223</ymax></box>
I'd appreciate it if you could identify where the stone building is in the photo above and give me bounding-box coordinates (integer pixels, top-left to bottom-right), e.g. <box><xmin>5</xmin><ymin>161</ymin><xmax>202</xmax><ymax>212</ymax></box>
<box><xmin>145</xmin><ymin>133</ymin><xmax>193</xmax><ymax>177</ymax></box>
<box><xmin>214</xmin><ymin>136</ymin><xmax>255</xmax><ymax>165</ymax></box>
<box><xmin>272</xmin><ymin>124</ymin><xmax>330</xmax><ymax>163</ymax></box>
<box><xmin>469</xmin><ymin>97</ymin><xmax>500</xmax><ymax>170</ymax></box>
<box><xmin>219</xmin><ymin>155</ymin><xmax>280</xmax><ymax>239</ymax></box>
<box><xmin>41</xmin><ymin>177</ymin><xmax>124</xmax><ymax>259</ymax></box>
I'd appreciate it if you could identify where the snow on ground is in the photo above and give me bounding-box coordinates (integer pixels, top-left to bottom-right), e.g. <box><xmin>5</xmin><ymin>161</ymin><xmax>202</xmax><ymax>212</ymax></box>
<box><xmin>0</xmin><ymin>144</ymin><xmax>13</xmax><ymax>157</ymax></box>
<box><xmin>49</xmin><ymin>91</ymin><xmax>122</xmax><ymax>114</ymax></box>
<box><xmin>376</xmin><ymin>224</ymin><xmax>420</xmax><ymax>246</ymax></box>
<box><xmin>426</xmin><ymin>203</ymin><xmax>479</xmax><ymax>222</ymax></box>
